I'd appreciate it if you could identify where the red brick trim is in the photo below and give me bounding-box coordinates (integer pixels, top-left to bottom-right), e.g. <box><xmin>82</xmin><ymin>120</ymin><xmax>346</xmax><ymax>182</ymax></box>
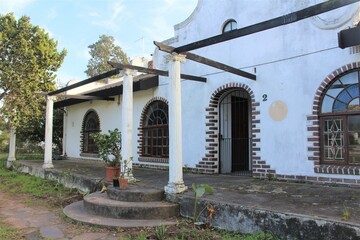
<box><xmin>276</xmin><ymin>174</ymin><xmax>360</xmax><ymax>186</ymax></box>
<box><xmin>138</xmin><ymin>157</ymin><xmax>169</xmax><ymax>163</ymax></box>
<box><xmin>80</xmin><ymin>109</ymin><xmax>101</xmax><ymax>154</ymax></box>
<box><xmin>308</xmin><ymin>62</ymin><xmax>360</xmax><ymax>175</ymax></box>
<box><xmin>137</xmin><ymin>97</ymin><xmax>169</xmax><ymax>164</ymax></box>
<box><xmin>133</xmin><ymin>162</ymin><xmax>169</xmax><ymax>171</ymax></box>
<box><xmin>196</xmin><ymin>82</ymin><xmax>276</xmax><ymax>178</ymax></box>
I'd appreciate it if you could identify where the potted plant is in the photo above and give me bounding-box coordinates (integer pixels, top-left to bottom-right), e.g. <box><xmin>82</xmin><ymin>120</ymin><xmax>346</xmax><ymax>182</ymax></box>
<box><xmin>91</xmin><ymin>128</ymin><xmax>122</xmax><ymax>182</ymax></box>
<box><xmin>119</xmin><ymin>158</ymin><xmax>132</xmax><ymax>189</ymax></box>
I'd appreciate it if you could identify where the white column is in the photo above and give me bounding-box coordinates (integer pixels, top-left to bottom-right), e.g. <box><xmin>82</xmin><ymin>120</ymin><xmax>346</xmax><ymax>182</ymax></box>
<box><xmin>7</xmin><ymin>126</ymin><xmax>16</xmax><ymax>168</ymax></box>
<box><xmin>62</xmin><ymin>108</ymin><xmax>67</xmax><ymax>157</ymax></box>
<box><xmin>43</xmin><ymin>95</ymin><xmax>54</xmax><ymax>169</ymax></box>
<box><xmin>165</xmin><ymin>53</ymin><xmax>188</xmax><ymax>194</ymax></box>
<box><xmin>121</xmin><ymin>69</ymin><xmax>136</xmax><ymax>179</ymax></box>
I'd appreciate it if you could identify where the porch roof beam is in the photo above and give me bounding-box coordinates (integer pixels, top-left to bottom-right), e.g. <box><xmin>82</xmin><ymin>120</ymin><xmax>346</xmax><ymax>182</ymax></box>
<box><xmin>108</xmin><ymin>61</ymin><xmax>207</xmax><ymax>83</ymax></box>
<box><xmin>154</xmin><ymin>41</ymin><xmax>256</xmax><ymax>80</ymax></box>
<box><xmin>59</xmin><ymin>94</ymin><xmax>114</xmax><ymax>101</ymax></box>
<box><xmin>48</xmin><ymin>69</ymin><xmax>119</xmax><ymax>96</ymax></box>
<box><xmin>173</xmin><ymin>0</ymin><xmax>360</xmax><ymax>53</ymax></box>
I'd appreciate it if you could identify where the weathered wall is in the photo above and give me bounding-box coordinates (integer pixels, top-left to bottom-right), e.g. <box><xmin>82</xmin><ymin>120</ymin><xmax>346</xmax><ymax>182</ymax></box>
<box><xmin>64</xmin><ymin>0</ymin><xmax>360</xmax><ymax>182</ymax></box>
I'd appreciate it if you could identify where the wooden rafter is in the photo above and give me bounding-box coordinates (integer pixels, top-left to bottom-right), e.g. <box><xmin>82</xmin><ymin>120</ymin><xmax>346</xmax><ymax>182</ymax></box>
<box><xmin>174</xmin><ymin>0</ymin><xmax>360</xmax><ymax>53</ymax></box>
<box><xmin>154</xmin><ymin>41</ymin><xmax>256</xmax><ymax>80</ymax></box>
<box><xmin>107</xmin><ymin>61</ymin><xmax>207</xmax><ymax>83</ymax></box>
<box><xmin>59</xmin><ymin>94</ymin><xmax>114</xmax><ymax>101</ymax></box>
<box><xmin>48</xmin><ymin>69</ymin><xmax>119</xmax><ymax>96</ymax></box>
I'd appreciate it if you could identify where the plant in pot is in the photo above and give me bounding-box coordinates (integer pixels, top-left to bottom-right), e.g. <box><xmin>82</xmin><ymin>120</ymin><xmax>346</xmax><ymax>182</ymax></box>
<box><xmin>91</xmin><ymin>128</ymin><xmax>122</xmax><ymax>183</ymax></box>
<box><xmin>119</xmin><ymin>157</ymin><xmax>132</xmax><ymax>189</ymax></box>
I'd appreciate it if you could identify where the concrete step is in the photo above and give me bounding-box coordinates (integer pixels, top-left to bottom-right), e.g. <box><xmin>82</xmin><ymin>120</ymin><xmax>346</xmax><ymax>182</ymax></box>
<box><xmin>63</xmin><ymin>201</ymin><xmax>177</xmax><ymax>228</ymax></box>
<box><xmin>83</xmin><ymin>192</ymin><xmax>179</xmax><ymax>219</ymax></box>
<box><xmin>107</xmin><ymin>186</ymin><xmax>164</xmax><ymax>202</ymax></box>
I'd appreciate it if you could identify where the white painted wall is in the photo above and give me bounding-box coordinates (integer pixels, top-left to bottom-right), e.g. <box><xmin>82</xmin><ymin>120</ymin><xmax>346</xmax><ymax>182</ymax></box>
<box><xmin>64</xmin><ymin>0</ymin><xmax>360</xmax><ymax>180</ymax></box>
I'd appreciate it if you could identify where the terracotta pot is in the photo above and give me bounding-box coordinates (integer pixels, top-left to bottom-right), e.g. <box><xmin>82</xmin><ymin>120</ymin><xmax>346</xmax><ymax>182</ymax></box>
<box><xmin>119</xmin><ymin>178</ymin><xmax>128</xmax><ymax>189</ymax></box>
<box><xmin>105</xmin><ymin>167</ymin><xmax>120</xmax><ymax>182</ymax></box>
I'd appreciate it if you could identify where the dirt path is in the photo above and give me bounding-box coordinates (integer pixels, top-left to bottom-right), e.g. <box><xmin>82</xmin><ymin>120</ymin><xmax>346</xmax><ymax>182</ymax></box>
<box><xmin>0</xmin><ymin>191</ymin><xmax>123</xmax><ymax>240</ymax></box>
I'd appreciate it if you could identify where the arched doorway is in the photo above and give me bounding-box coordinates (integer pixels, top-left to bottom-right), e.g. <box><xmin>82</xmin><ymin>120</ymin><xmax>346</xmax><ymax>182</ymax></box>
<box><xmin>219</xmin><ymin>89</ymin><xmax>252</xmax><ymax>175</ymax></box>
<box><xmin>81</xmin><ymin>110</ymin><xmax>100</xmax><ymax>154</ymax></box>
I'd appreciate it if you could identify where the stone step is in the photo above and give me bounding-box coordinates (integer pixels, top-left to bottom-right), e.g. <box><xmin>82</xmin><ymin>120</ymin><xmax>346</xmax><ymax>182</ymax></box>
<box><xmin>83</xmin><ymin>192</ymin><xmax>179</xmax><ymax>219</ymax></box>
<box><xmin>63</xmin><ymin>201</ymin><xmax>177</xmax><ymax>228</ymax></box>
<box><xmin>107</xmin><ymin>186</ymin><xmax>164</xmax><ymax>202</ymax></box>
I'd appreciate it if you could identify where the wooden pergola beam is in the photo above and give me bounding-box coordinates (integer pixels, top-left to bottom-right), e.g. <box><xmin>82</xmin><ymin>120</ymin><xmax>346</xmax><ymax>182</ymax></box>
<box><xmin>107</xmin><ymin>61</ymin><xmax>207</xmax><ymax>83</ymax></box>
<box><xmin>174</xmin><ymin>0</ymin><xmax>360</xmax><ymax>53</ymax></box>
<box><xmin>59</xmin><ymin>94</ymin><xmax>114</xmax><ymax>101</ymax></box>
<box><xmin>154</xmin><ymin>41</ymin><xmax>256</xmax><ymax>80</ymax></box>
<box><xmin>48</xmin><ymin>69</ymin><xmax>119</xmax><ymax>96</ymax></box>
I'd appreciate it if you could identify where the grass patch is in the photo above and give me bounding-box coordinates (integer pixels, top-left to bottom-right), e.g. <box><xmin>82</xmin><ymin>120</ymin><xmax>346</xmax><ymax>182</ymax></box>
<box><xmin>0</xmin><ymin>160</ymin><xmax>279</xmax><ymax>240</ymax></box>
<box><xmin>0</xmin><ymin>220</ymin><xmax>24</xmax><ymax>240</ymax></box>
<box><xmin>0</xmin><ymin>167</ymin><xmax>83</xmax><ymax>207</ymax></box>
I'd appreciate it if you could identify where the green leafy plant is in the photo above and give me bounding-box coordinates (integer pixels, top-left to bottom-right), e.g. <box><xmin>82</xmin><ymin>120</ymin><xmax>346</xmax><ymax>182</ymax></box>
<box><xmin>91</xmin><ymin>128</ymin><xmax>121</xmax><ymax>167</ymax></box>
<box><xmin>154</xmin><ymin>225</ymin><xmax>168</xmax><ymax>240</ymax></box>
<box><xmin>342</xmin><ymin>206</ymin><xmax>351</xmax><ymax>220</ymax></box>
<box><xmin>192</xmin><ymin>183</ymin><xmax>213</xmax><ymax>222</ymax></box>
<box><xmin>120</xmin><ymin>157</ymin><xmax>133</xmax><ymax>179</ymax></box>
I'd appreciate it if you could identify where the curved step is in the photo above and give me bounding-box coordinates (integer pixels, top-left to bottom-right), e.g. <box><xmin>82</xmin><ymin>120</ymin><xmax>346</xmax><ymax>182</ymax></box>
<box><xmin>64</xmin><ymin>201</ymin><xmax>177</xmax><ymax>228</ymax></box>
<box><xmin>107</xmin><ymin>186</ymin><xmax>164</xmax><ymax>202</ymax></box>
<box><xmin>84</xmin><ymin>192</ymin><xmax>179</xmax><ymax>219</ymax></box>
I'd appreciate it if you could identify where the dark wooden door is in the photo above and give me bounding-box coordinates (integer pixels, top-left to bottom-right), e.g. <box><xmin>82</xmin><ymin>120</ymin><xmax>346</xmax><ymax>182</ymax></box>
<box><xmin>231</xmin><ymin>96</ymin><xmax>249</xmax><ymax>171</ymax></box>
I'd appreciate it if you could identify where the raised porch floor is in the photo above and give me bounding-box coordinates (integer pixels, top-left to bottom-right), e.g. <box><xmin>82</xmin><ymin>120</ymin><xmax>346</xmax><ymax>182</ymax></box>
<box><xmin>14</xmin><ymin>159</ymin><xmax>360</xmax><ymax>239</ymax></box>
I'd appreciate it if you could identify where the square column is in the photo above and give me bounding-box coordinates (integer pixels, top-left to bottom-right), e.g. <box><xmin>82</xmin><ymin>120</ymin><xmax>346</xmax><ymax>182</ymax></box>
<box><xmin>43</xmin><ymin>95</ymin><xmax>54</xmax><ymax>169</ymax></box>
<box><xmin>121</xmin><ymin>69</ymin><xmax>136</xmax><ymax>179</ymax></box>
<box><xmin>165</xmin><ymin>53</ymin><xmax>188</xmax><ymax>194</ymax></box>
<box><xmin>7</xmin><ymin>126</ymin><xmax>16</xmax><ymax>168</ymax></box>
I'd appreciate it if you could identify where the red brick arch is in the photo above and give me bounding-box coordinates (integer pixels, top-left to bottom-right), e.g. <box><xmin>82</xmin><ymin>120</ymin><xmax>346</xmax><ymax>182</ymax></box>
<box><xmin>307</xmin><ymin>62</ymin><xmax>360</xmax><ymax>181</ymax></box>
<box><xmin>196</xmin><ymin>82</ymin><xmax>276</xmax><ymax>178</ymax></box>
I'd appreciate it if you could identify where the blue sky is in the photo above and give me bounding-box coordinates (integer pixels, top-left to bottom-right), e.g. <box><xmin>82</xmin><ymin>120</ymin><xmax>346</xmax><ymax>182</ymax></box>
<box><xmin>0</xmin><ymin>0</ymin><xmax>197</xmax><ymax>85</ymax></box>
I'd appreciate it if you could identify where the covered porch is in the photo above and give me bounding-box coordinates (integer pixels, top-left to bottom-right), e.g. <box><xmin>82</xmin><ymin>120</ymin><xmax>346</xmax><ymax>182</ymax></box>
<box><xmin>14</xmin><ymin>159</ymin><xmax>360</xmax><ymax>239</ymax></box>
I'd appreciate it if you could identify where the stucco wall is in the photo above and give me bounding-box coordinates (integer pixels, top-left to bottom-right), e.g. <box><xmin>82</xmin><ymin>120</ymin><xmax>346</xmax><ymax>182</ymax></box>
<box><xmin>64</xmin><ymin>0</ymin><xmax>360</xmax><ymax>182</ymax></box>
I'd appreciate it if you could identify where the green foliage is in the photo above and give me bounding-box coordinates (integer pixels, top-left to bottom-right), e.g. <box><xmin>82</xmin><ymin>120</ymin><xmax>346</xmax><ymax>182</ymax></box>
<box><xmin>16</xmin><ymin>108</ymin><xmax>64</xmax><ymax>154</ymax></box>
<box><xmin>91</xmin><ymin>128</ymin><xmax>121</xmax><ymax>167</ymax></box>
<box><xmin>136</xmin><ymin>231</ymin><xmax>147</xmax><ymax>240</ymax></box>
<box><xmin>192</xmin><ymin>183</ymin><xmax>213</xmax><ymax>222</ymax></box>
<box><xmin>0</xmin><ymin>13</ymin><xmax>67</xmax><ymax>128</ymax></box>
<box><xmin>85</xmin><ymin>34</ymin><xmax>129</xmax><ymax>77</ymax></box>
<box><xmin>0</xmin><ymin>220</ymin><xmax>22</xmax><ymax>240</ymax></box>
<box><xmin>154</xmin><ymin>225</ymin><xmax>168</xmax><ymax>240</ymax></box>
<box><xmin>243</xmin><ymin>231</ymin><xmax>278</xmax><ymax>240</ymax></box>
<box><xmin>120</xmin><ymin>157</ymin><xmax>133</xmax><ymax>178</ymax></box>
<box><xmin>0</xmin><ymin>128</ymin><xmax>9</xmax><ymax>152</ymax></box>
<box><xmin>342</xmin><ymin>206</ymin><xmax>351</xmax><ymax>220</ymax></box>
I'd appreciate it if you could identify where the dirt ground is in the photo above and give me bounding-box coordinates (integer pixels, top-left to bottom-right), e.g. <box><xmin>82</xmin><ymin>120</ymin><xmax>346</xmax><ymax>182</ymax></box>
<box><xmin>0</xmin><ymin>190</ymin><xmax>228</xmax><ymax>240</ymax></box>
<box><xmin>0</xmin><ymin>190</ymin><xmax>129</xmax><ymax>239</ymax></box>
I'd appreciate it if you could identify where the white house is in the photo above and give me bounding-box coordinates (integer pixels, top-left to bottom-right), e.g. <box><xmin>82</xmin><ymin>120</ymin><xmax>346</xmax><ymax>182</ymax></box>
<box><xmin>34</xmin><ymin>0</ymin><xmax>360</xmax><ymax>191</ymax></box>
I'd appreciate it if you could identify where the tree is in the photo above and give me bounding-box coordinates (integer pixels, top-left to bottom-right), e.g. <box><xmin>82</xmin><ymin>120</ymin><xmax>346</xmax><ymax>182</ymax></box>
<box><xmin>16</xmin><ymin>109</ymin><xmax>64</xmax><ymax>154</ymax></box>
<box><xmin>85</xmin><ymin>35</ymin><xmax>129</xmax><ymax>77</ymax></box>
<box><xmin>0</xmin><ymin>13</ymin><xmax>66</xmax><ymax>128</ymax></box>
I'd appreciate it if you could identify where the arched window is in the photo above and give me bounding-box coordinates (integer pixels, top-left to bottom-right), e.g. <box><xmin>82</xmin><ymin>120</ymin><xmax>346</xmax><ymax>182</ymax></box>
<box><xmin>320</xmin><ymin>70</ymin><xmax>360</xmax><ymax>165</ymax></box>
<box><xmin>82</xmin><ymin>110</ymin><xmax>100</xmax><ymax>154</ymax></box>
<box><xmin>142</xmin><ymin>101</ymin><xmax>169</xmax><ymax>158</ymax></box>
<box><xmin>222</xmin><ymin>19</ymin><xmax>237</xmax><ymax>33</ymax></box>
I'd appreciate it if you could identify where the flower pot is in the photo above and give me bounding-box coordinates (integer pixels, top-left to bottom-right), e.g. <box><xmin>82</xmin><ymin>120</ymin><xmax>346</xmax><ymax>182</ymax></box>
<box><xmin>119</xmin><ymin>178</ymin><xmax>128</xmax><ymax>189</ymax></box>
<box><xmin>105</xmin><ymin>167</ymin><xmax>120</xmax><ymax>182</ymax></box>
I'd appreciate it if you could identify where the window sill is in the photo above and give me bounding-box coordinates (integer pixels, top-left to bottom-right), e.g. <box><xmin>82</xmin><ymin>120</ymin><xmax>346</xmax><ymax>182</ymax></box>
<box><xmin>315</xmin><ymin>165</ymin><xmax>360</xmax><ymax>175</ymax></box>
<box><xmin>138</xmin><ymin>157</ymin><xmax>169</xmax><ymax>163</ymax></box>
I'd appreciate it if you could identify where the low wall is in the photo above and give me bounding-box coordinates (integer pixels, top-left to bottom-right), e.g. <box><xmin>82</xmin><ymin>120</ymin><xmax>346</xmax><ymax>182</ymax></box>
<box><xmin>177</xmin><ymin>196</ymin><xmax>360</xmax><ymax>240</ymax></box>
<box><xmin>15</xmin><ymin>164</ymin><xmax>101</xmax><ymax>193</ymax></box>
